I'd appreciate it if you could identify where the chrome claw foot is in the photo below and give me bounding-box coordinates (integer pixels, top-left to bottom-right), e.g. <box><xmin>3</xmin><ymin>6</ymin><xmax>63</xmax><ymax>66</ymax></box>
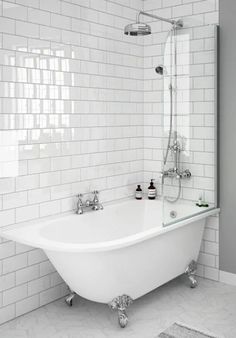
<box><xmin>118</xmin><ymin>310</ymin><xmax>128</xmax><ymax>328</ymax></box>
<box><xmin>185</xmin><ymin>260</ymin><xmax>198</xmax><ymax>288</ymax></box>
<box><xmin>109</xmin><ymin>295</ymin><xmax>133</xmax><ymax>328</ymax></box>
<box><xmin>65</xmin><ymin>291</ymin><xmax>76</xmax><ymax>306</ymax></box>
<box><xmin>189</xmin><ymin>275</ymin><xmax>198</xmax><ymax>288</ymax></box>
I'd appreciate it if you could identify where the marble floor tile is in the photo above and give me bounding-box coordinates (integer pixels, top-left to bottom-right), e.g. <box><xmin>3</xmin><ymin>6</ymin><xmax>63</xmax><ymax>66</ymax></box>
<box><xmin>0</xmin><ymin>276</ymin><xmax>235</xmax><ymax>338</ymax></box>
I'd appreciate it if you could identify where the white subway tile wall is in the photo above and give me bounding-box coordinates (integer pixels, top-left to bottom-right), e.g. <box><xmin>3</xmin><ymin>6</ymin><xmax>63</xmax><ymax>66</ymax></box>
<box><xmin>0</xmin><ymin>0</ymin><xmax>219</xmax><ymax>324</ymax></box>
<box><xmin>0</xmin><ymin>0</ymin><xmax>144</xmax><ymax>324</ymax></box>
<box><xmin>143</xmin><ymin>0</ymin><xmax>219</xmax><ymax>281</ymax></box>
<box><xmin>197</xmin><ymin>215</ymin><xmax>219</xmax><ymax>281</ymax></box>
<box><xmin>143</xmin><ymin>0</ymin><xmax>218</xmax><ymax>202</ymax></box>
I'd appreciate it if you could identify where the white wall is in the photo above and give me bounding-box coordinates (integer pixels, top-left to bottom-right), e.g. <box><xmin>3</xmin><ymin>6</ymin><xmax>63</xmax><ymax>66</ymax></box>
<box><xmin>142</xmin><ymin>0</ymin><xmax>219</xmax><ymax>280</ymax></box>
<box><xmin>0</xmin><ymin>0</ymin><xmax>220</xmax><ymax>325</ymax></box>
<box><xmin>0</xmin><ymin>0</ymin><xmax>144</xmax><ymax>324</ymax></box>
<box><xmin>143</xmin><ymin>0</ymin><xmax>218</xmax><ymax>201</ymax></box>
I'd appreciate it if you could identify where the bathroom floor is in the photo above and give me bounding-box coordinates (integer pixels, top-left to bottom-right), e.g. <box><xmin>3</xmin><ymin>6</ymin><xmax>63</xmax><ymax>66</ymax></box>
<box><xmin>0</xmin><ymin>276</ymin><xmax>235</xmax><ymax>338</ymax></box>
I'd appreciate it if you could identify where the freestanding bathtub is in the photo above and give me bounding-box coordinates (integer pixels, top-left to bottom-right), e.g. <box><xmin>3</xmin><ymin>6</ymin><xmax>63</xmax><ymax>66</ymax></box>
<box><xmin>0</xmin><ymin>199</ymin><xmax>218</xmax><ymax>328</ymax></box>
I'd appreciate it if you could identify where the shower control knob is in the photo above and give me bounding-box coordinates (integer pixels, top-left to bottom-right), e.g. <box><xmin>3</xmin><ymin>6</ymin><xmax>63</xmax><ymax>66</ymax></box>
<box><xmin>155</xmin><ymin>65</ymin><xmax>164</xmax><ymax>75</ymax></box>
<box><xmin>184</xmin><ymin>169</ymin><xmax>191</xmax><ymax>178</ymax></box>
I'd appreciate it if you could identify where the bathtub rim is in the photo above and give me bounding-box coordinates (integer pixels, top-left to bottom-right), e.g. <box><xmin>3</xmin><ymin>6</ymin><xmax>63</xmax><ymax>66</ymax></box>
<box><xmin>0</xmin><ymin>202</ymin><xmax>220</xmax><ymax>253</ymax></box>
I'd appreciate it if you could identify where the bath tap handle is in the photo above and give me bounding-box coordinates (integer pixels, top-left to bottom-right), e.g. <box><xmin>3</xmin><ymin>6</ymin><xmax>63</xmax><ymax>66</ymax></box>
<box><xmin>92</xmin><ymin>190</ymin><xmax>103</xmax><ymax>210</ymax></box>
<box><xmin>92</xmin><ymin>190</ymin><xmax>99</xmax><ymax>203</ymax></box>
<box><xmin>76</xmin><ymin>194</ymin><xmax>84</xmax><ymax>214</ymax></box>
<box><xmin>77</xmin><ymin>194</ymin><xmax>83</xmax><ymax>204</ymax></box>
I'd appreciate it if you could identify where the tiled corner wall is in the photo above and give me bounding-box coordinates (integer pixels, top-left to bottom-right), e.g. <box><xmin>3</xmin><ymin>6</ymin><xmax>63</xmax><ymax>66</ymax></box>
<box><xmin>143</xmin><ymin>0</ymin><xmax>219</xmax><ymax>202</ymax></box>
<box><xmin>198</xmin><ymin>214</ymin><xmax>219</xmax><ymax>281</ymax></box>
<box><xmin>0</xmin><ymin>0</ymin><xmax>220</xmax><ymax>326</ymax></box>
<box><xmin>0</xmin><ymin>0</ymin><xmax>144</xmax><ymax>324</ymax></box>
<box><xmin>142</xmin><ymin>0</ymin><xmax>219</xmax><ymax>280</ymax></box>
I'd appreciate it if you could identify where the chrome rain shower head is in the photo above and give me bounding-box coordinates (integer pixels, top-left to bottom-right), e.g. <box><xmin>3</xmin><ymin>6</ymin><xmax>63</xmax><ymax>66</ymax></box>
<box><xmin>124</xmin><ymin>22</ymin><xmax>151</xmax><ymax>36</ymax></box>
<box><xmin>124</xmin><ymin>11</ymin><xmax>183</xmax><ymax>37</ymax></box>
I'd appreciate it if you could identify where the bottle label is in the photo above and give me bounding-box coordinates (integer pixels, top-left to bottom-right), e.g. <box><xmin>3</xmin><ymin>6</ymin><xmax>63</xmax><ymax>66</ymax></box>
<box><xmin>136</xmin><ymin>191</ymin><xmax>142</xmax><ymax>199</ymax></box>
<box><xmin>148</xmin><ymin>189</ymin><xmax>156</xmax><ymax>198</ymax></box>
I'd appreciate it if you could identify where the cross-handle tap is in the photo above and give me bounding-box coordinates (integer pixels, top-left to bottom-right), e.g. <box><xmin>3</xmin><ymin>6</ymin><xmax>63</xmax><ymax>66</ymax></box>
<box><xmin>76</xmin><ymin>193</ymin><xmax>84</xmax><ymax>214</ymax></box>
<box><xmin>85</xmin><ymin>191</ymin><xmax>103</xmax><ymax>209</ymax></box>
<box><xmin>76</xmin><ymin>191</ymin><xmax>103</xmax><ymax>214</ymax></box>
<box><xmin>91</xmin><ymin>190</ymin><xmax>103</xmax><ymax>211</ymax></box>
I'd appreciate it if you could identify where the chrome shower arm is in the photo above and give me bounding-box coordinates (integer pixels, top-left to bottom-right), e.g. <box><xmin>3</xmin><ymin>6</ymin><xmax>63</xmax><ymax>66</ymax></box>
<box><xmin>136</xmin><ymin>11</ymin><xmax>183</xmax><ymax>27</ymax></box>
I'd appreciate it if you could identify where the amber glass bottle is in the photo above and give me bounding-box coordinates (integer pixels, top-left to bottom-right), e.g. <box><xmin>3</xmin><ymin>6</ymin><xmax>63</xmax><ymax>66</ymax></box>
<box><xmin>148</xmin><ymin>179</ymin><xmax>156</xmax><ymax>200</ymax></box>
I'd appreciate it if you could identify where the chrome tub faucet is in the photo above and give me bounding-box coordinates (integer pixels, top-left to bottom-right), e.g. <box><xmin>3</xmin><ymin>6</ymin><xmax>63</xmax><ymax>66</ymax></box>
<box><xmin>76</xmin><ymin>191</ymin><xmax>103</xmax><ymax>215</ymax></box>
<box><xmin>76</xmin><ymin>194</ymin><xmax>84</xmax><ymax>215</ymax></box>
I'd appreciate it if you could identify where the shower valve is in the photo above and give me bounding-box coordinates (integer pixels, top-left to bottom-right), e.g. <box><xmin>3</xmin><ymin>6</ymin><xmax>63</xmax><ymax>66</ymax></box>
<box><xmin>162</xmin><ymin>168</ymin><xmax>191</xmax><ymax>181</ymax></box>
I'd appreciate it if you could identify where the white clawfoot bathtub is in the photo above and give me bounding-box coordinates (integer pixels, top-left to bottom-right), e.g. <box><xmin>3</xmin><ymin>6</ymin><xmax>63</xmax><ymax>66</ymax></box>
<box><xmin>0</xmin><ymin>199</ymin><xmax>218</xmax><ymax>327</ymax></box>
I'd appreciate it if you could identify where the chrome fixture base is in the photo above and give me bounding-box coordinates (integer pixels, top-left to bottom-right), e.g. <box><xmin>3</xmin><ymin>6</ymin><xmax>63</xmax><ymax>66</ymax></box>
<box><xmin>174</xmin><ymin>19</ymin><xmax>183</xmax><ymax>28</ymax></box>
<box><xmin>185</xmin><ymin>260</ymin><xmax>198</xmax><ymax>288</ymax></box>
<box><xmin>65</xmin><ymin>291</ymin><xmax>76</xmax><ymax>306</ymax></box>
<box><xmin>170</xmin><ymin>210</ymin><xmax>177</xmax><ymax>218</ymax></box>
<box><xmin>109</xmin><ymin>295</ymin><xmax>133</xmax><ymax>328</ymax></box>
<box><xmin>76</xmin><ymin>190</ymin><xmax>103</xmax><ymax>215</ymax></box>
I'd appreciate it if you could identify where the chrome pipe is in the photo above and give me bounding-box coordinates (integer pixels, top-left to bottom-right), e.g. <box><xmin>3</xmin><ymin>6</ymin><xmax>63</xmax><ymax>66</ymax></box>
<box><xmin>136</xmin><ymin>11</ymin><xmax>183</xmax><ymax>27</ymax></box>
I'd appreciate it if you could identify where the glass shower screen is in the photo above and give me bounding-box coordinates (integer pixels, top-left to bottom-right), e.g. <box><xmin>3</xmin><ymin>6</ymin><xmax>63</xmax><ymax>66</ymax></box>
<box><xmin>162</xmin><ymin>24</ymin><xmax>218</xmax><ymax>226</ymax></box>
